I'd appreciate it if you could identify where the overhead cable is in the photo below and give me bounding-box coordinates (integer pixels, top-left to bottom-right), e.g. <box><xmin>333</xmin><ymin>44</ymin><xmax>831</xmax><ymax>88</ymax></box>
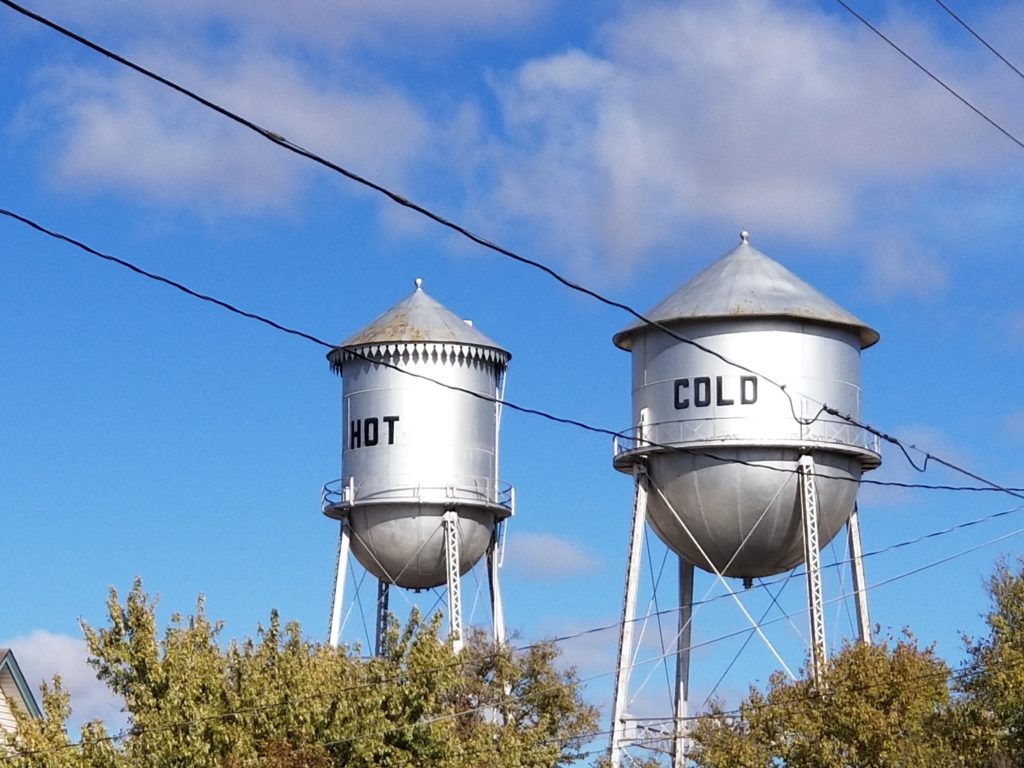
<box><xmin>932</xmin><ymin>0</ymin><xmax>1024</xmax><ymax>81</ymax></box>
<box><xmin>4</xmin><ymin>514</ymin><xmax>1023</xmax><ymax>762</ymax></box>
<box><xmin>6</xmin><ymin>206</ymin><xmax>1024</xmax><ymax>499</ymax></box>
<box><xmin>834</xmin><ymin>0</ymin><xmax>1024</xmax><ymax>151</ymax></box>
<box><xmin>8</xmin><ymin>207</ymin><xmax>1024</xmax><ymax>501</ymax></box>
<box><xmin>3</xmin><ymin>0</ymin><xmax>1021</xmax><ymax>500</ymax></box>
<box><xmin>0</xmin><ymin>2</ymin><xmax>797</xmax><ymax>403</ymax></box>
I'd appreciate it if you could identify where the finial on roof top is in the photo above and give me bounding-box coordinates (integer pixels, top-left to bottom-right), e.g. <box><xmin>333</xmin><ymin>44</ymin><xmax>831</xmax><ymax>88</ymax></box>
<box><xmin>415</xmin><ymin>277</ymin><xmax>423</xmax><ymax>290</ymax></box>
<box><xmin>740</xmin><ymin>230</ymin><xmax>750</xmax><ymax>244</ymax></box>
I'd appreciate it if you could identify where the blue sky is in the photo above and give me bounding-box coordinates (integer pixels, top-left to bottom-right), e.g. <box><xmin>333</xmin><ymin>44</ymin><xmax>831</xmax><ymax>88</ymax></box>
<box><xmin>2</xmin><ymin>0</ymin><xmax>1024</xmax><ymax>740</ymax></box>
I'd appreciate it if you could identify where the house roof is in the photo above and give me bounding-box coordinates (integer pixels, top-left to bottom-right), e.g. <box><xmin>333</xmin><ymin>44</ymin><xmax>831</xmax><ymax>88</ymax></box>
<box><xmin>0</xmin><ymin>649</ymin><xmax>42</xmax><ymax>720</ymax></box>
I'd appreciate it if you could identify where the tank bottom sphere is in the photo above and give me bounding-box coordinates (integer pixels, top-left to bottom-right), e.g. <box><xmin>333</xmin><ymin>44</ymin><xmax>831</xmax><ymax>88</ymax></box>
<box><xmin>347</xmin><ymin>503</ymin><xmax>495</xmax><ymax>590</ymax></box>
<box><xmin>643</xmin><ymin>448</ymin><xmax>863</xmax><ymax>579</ymax></box>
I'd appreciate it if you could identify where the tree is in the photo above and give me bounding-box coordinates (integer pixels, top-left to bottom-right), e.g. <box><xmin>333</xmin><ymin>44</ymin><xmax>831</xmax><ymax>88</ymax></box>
<box><xmin>689</xmin><ymin>634</ymin><xmax>956</xmax><ymax>768</ymax></box>
<box><xmin>4</xmin><ymin>579</ymin><xmax>598</xmax><ymax>767</ymax></box>
<box><xmin>951</xmin><ymin>557</ymin><xmax>1024</xmax><ymax>767</ymax></box>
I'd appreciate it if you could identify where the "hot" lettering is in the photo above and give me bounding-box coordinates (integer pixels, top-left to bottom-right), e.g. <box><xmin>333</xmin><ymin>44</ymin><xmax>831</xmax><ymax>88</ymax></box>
<box><xmin>348</xmin><ymin>415</ymin><xmax>400</xmax><ymax>449</ymax></box>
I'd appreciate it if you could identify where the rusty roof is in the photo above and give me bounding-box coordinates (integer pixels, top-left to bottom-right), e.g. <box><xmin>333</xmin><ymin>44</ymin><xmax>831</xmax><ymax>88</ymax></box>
<box><xmin>332</xmin><ymin>278</ymin><xmax>510</xmax><ymax>357</ymax></box>
<box><xmin>614</xmin><ymin>233</ymin><xmax>879</xmax><ymax>350</ymax></box>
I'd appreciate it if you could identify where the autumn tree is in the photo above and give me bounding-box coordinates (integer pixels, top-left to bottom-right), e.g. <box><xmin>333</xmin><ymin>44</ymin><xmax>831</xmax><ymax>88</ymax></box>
<box><xmin>689</xmin><ymin>634</ymin><xmax>956</xmax><ymax>768</ymax></box>
<box><xmin>4</xmin><ymin>579</ymin><xmax>597</xmax><ymax>767</ymax></box>
<box><xmin>950</xmin><ymin>556</ymin><xmax>1024</xmax><ymax>767</ymax></box>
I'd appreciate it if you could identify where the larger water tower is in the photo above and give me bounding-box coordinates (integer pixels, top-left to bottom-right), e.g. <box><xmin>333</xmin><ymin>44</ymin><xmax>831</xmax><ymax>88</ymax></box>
<box><xmin>322</xmin><ymin>279</ymin><xmax>514</xmax><ymax>653</ymax></box>
<box><xmin>608</xmin><ymin>233</ymin><xmax>881</xmax><ymax>767</ymax></box>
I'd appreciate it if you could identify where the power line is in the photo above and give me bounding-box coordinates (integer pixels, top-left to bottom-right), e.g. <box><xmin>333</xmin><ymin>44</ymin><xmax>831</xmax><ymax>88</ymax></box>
<box><xmin>2</xmin><ymin>3</ymin><xmax>1022</xmax><ymax>748</ymax></box>
<box><xmin>0</xmin><ymin>0</ymin><xmax>734</xmax><ymax>373</ymax></box>
<box><xmin>485</xmin><ymin>503</ymin><xmax>1024</xmax><ymax>687</ymax></box>
<box><xmin>11</xmin><ymin>518</ymin><xmax>1023</xmax><ymax>763</ymax></box>
<box><xmin>4</xmin><ymin>0</ymin><xmax>809</xmax><ymax>411</ymax></box>
<box><xmin>5</xmin><ymin>212</ymin><xmax>1024</xmax><ymax>721</ymax></box>
<box><xmin>0</xmin><ymin>0</ymin><xmax>809</xmax><ymax>419</ymax></box>
<box><xmin>932</xmin><ymin>0</ymin><xmax>1024</xmax><ymax>82</ymax></box>
<box><xmin>834</xmin><ymin>0</ymin><xmax>1024</xmax><ymax>151</ymax></box>
<box><xmin>5</xmin><ymin>206</ymin><xmax>1023</xmax><ymax>500</ymax></box>
<box><xmin>5</xmin><ymin>502</ymin><xmax>1022</xmax><ymax>762</ymax></box>
<box><xmin>615</xmin><ymin>522</ymin><xmax>1024</xmax><ymax>728</ymax></box>
<box><xmin>7</xmin><ymin>12</ymin><xmax>1024</xmax><ymax>715</ymax></box>
<box><xmin>3</xmin><ymin>0</ymin><xmax>1021</xmax><ymax>501</ymax></box>
<box><xmin>0</xmin><ymin>208</ymin><xmax>607</xmax><ymax>438</ymax></box>
<box><xmin>0</xmin><ymin>200</ymin><xmax>1008</xmax><ymax>510</ymax></box>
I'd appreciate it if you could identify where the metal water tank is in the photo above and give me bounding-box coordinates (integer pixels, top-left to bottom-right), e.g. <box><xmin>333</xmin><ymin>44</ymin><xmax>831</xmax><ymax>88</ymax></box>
<box><xmin>323</xmin><ymin>279</ymin><xmax>513</xmax><ymax>589</ymax></box>
<box><xmin>613</xmin><ymin>234</ymin><xmax>881</xmax><ymax>578</ymax></box>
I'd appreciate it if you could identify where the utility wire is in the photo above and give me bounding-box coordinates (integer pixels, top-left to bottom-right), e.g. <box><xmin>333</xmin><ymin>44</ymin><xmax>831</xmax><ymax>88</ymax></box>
<box><xmin>834</xmin><ymin>0</ymin><xmax>1024</xmax><ymax>151</ymax></box>
<box><xmin>0</xmin><ymin>2</ymin><xmax>802</xmax><ymax>412</ymax></box>
<box><xmin>1</xmin><ymin>2</ymin><xmax>1020</xmax><ymax>740</ymax></box>
<box><xmin>0</xmin><ymin>7</ymin><xmax>903</xmax><ymax>442</ymax></box>
<box><xmin>0</xmin><ymin>208</ymin><xmax>606</xmax><ymax>438</ymax></box>
<box><xmin>5</xmin><ymin>206</ymin><xmax>1023</xmax><ymax>500</ymax></box>
<box><xmin>6</xmin><ymin>206</ymin><xmax>1024</xmax><ymax>728</ymax></box>
<box><xmin>537</xmin><ymin>500</ymin><xmax>1024</xmax><ymax>657</ymax></box>
<box><xmin>0</xmin><ymin>0</ymin><xmax>753</xmax><ymax>374</ymax></box>
<box><xmin>932</xmin><ymin>0</ymin><xmax>1024</xmax><ymax>81</ymax></box>
<box><xmin>5</xmin><ymin>18</ymin><xmax>1024</xmax><ymax>722</ymax></box>
<box><xmin>529</xmin><ymin>634</ymin><xmax>1024</xmax><ymax>764</ymax></box>
<box><xmin>617</xmin><ymin>522</ymin><xmax>1024</xmax><ymax>724</ymax></box>
<box><xmin>5</xmin><ymin>501</ymin><xmax>1022</xmax><ymax>762</ymax></box>
<box><xmin>3</xmin><ymin>0</ymin><xmax>1021</xmax><ymax>501</ymax></box>
<box><xmin>8</xmin><ymin>205</ymin><xmax>1024</xmax><ymax>505</ymax></box>
<box><xmin>468</xmin><ymin>524</ymin><xmax>1024</xmax><ymax>765</ymax></box>
<box><xmin>10</xmin><ymin>518</ymin><xmax>1024</xmax><ymax>763</ymax></box>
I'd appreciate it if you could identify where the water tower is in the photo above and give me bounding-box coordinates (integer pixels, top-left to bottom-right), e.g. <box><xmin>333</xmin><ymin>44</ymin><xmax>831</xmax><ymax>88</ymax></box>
<box><xmin>321</xmin><ymin>279</ymin><xmax>514</xmax><ymax>653</ymax></box>
<box><xmin>608</xmin><ymin>233</ymin><xmax>881</xmax><ymax>767</ymax></box>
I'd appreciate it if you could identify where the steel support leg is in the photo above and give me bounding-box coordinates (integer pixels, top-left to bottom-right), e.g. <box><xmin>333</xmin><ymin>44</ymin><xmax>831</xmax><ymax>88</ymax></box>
<box><xmin>847</xmin><ymin>504</ymin><xmax>872</xmax><ymax>645</ymax></box>
<box><xmin>374</xmin><ymin>580</ymin><xmax>391</xmax><ymax>657</ymax></box>
<box><xmin>443</xmin><ymin>510</ymin><xmax>464</xmax><ymax>653</ymax></box>
<box><xmin>487</xmin><ymin>536</ymin><xmax>506</xmax><ymax>645</ymax></box>
<box><xmin>673</xmin><ymin>559</ymin><xmax>694</xmax><ymax>768</ymax></box>
<box><xmin>651</xmin><ymin>479</ymin><xmax>795</xmax><ymax>680</ymax></box>
<box><xmin>328</xmin><ymin>520</ymin><xmax>351</xmax><ymax>648</ymax></box>
<box><xmin>609</xmin><ymin>465</ymin><xmax>649</xmax><ymax>768</ymax></box>
<box><xmin>799</xmin><ymin>454</ymin><xmax>827</xmax><ymax>683</ymax></box>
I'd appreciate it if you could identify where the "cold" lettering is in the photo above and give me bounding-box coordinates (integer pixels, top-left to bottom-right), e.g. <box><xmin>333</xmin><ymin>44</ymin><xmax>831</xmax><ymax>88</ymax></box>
<box><xmin>673</xmin><ymin>376</ymin><xmax>757</xmax><ymax>410</ymax></box>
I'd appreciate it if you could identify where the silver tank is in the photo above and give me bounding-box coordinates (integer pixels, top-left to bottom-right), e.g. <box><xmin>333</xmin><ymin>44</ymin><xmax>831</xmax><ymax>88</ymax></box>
<box><xmin>613</xmin><ymin>234</ymin><xmax>881</xmax><ymax>579</ymax></box>
<box><xmin>323</xmin><ymin>279</ymin><xmax>512</xmax><ymax>590</ymax></box>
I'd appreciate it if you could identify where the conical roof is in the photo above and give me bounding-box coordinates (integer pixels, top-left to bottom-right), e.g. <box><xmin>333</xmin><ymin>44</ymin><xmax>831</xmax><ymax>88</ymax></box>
<box><xmin>329</xmin><ymin>279</ymin><xmax>510</xmax><ymax>369</ymax></box>
<box><xmin>614</xmin><ymin>233</ymin><xmax>879</xmax><ymax>349</ymax></box>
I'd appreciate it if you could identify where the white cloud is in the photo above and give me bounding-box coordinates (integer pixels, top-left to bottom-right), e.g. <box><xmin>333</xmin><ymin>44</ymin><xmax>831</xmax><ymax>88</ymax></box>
<box><xmin>3</xmin><ymin>630</ymin><xmax>124</xmax><ymax>732</ymax></box>
<box><xmin>478</xmin><ymin>0</ymin><xmax>1023</xmax><ymax>271</ymax></box>
<box><xmin>862</xmin><ymin>235</ymin><xmax>948</xmax><ymax>301</ymax></box>
<box><xmin>28</xmin><ymin>0</ymin><xmax>547</xmax><ymax>51</ymax></box>
<box><xmin>23</xmin><ymin>45</ymin><xmax>431</xmax><ymax>214</ymax></box>
<box><xmin>505</xmin><ymin>530</ymin><xmax>598</xmax><ymax>579</ymax></box>
<box><xmin>14</xmin><ymin>0</ymin><xmax>1024</xmax><ymax>273</ymax></box>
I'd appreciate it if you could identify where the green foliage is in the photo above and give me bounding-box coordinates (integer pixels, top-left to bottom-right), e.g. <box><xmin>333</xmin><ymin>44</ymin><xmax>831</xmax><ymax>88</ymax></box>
<box><xmin>689</xmin><ymin>634</ymin><xmax>956</xmax><ymax>768</ymax></box>
<box><xmin>3</xmin><ymin>578</ymin><xmax>597</xmax><ymax>768</ymax></box>
<box><xmin>686</xmin><ymin>558</ymin><xmax>1024</xmax><ymax>768</ymax></box>
<box><xmin>1</xmin><ymin>677</ymin><xmax>118</xmax><ymax>768</ymax></box>
<box><xmin>951</xmin><ymin>556</ymin><xmax>1024</xmax><ymax>767</ymax></box>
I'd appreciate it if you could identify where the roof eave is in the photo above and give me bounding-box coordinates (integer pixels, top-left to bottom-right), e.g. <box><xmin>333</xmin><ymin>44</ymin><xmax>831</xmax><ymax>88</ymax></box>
<box><xmin>613</xmin><ymin>313</ymin><xmax>879</xmax><ymax>351</ymax></box>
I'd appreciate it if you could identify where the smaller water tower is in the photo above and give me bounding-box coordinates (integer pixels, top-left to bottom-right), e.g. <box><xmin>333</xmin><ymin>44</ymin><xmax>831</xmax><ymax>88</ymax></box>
<box><xmin>608</xmin><ymin>233</ymin><xmax>881</xmax><ymax>768</ymax></box>
<box><xmin>322</xmin><ymin>279</ymin><xmax>514</xmax><ymax>653</ymax></box>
